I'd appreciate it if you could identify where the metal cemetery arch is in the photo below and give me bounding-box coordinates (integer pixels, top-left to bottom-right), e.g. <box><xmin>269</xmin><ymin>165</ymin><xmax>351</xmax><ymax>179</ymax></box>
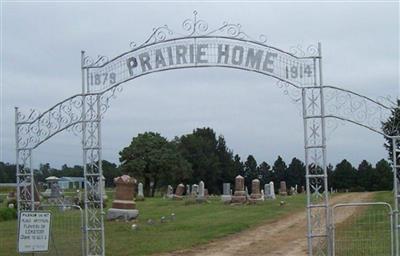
<box><xmin>15</xmin><ymin>11</ymin><xmax>399</xmax><ymax>256</ymax></box>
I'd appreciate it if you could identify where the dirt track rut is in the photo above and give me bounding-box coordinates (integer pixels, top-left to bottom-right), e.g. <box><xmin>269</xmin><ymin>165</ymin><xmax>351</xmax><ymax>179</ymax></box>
<box><xmin>161</xmin><ymin>192</ymin><xmax>374</xmax><ymax>256</ymax></box>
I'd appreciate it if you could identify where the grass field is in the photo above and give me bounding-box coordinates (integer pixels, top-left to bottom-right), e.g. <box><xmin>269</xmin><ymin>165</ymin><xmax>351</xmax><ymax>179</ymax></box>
<box><xmin>0</xmin><ymin>193</ymin><xmax>307</xmax><ymax>256</ymax></box>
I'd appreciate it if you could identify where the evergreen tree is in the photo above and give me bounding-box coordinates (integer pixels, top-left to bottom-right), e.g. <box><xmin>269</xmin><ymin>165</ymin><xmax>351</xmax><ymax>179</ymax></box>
<box><xmin>382</xmin><ymin>100</ymin><xmax>400</xmax><ymax>163</ymax></box>
<box><xmin>233</xmin><ymin>154</ymin><xmax>244</xmax><ymax>177</ymax></box>
<box><xmin>177</xmin><ymin>127</ymin><xmax>228</xmax><ymax>194</ymax></box>
<box><xmin>272</xmin><ymin>156</ymin><xmax>287</xmax><ymax>191</ymax></box>
<box><xmin>216</xmin><ymin>135</ymin><xmax>236</xmax><ymax>192</ymax></box>
<box><xmin>258</xmin><ymin>161</ymin><xmax>271</xmax><ymax>186</ymax></box>
<box><xmin>375</xmin><ymin>159</ymin><xmax>393</xmax><ymax>191</ymax></box>
<box><xmin>286</xmin><ymin>158</ymin><xmax>305</xmax><ymax>189</ymax></box>
<box><xmin>243</xmin><ymin>155</ymin><xmax>258</xmax><ymax>191</ymax></box>
<box><xmin>332</xmin><ymin>160</ymin><xmax>356</xmax><ymax>191</ymax></box>
<box><xmin>357</xmin><ymin>160</ymin><xmax>374</xmax><ymax>191</ymax></box>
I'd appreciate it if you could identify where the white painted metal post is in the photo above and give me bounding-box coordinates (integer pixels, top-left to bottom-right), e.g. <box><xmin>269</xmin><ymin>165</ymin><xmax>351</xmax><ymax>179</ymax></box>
<box><xmin>81</xmin><ymin>50</ymin><xmax>89</xmax><ymax>256</ymax></box>
<box><xmin>302</xmin><ymin>88</ymin><xmax>313</xmax><ymax>255</ymax></box>
<box><xmin>392</xmin><ymin>137</ymin><xmax>399</xmax><ymax>256</ymax></box>
<box><xmin>318</xmin><ymin>43</ymin><xmax>331</xmax><ymax>256</ymax></box>
<box><xmin>96</xmin><ymin>93</ymin><xmax>105</xmax><ymax>255</ymax></box>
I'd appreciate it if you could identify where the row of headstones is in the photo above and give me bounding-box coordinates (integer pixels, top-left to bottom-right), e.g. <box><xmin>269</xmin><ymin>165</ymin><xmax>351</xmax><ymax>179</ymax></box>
<box><xmin>166</xmin><ymin>181</ymin><xmax>208</xmax><ymax>200</ymax></box>
<box><xmin>223</xmin><ymin>175</ymin><xmax>304</xmax><ymax>203</ymax></box>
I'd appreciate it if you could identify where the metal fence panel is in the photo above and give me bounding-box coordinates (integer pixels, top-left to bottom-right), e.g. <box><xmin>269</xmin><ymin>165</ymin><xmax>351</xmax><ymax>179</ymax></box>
<box><xmin>0</xmin><ymin>204</ymin><xmax>84</xmax><ymax>256</ymax></box>
<box><xmin>331</xmin><ymin>202</ymin><xmax>393</xmax><ymax>256</ymax></box>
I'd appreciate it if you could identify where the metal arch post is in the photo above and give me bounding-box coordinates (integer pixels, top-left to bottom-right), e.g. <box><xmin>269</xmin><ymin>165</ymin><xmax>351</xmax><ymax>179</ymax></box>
<box><xmin>318</xmin><ymin>43</ymin><xmax>331</xmax><ymax>256</ymax></box>
<box><xmin>302</xmin><ymin>88</ymin><xmax>313</xmax><ymax>255</ymax></box>
<box><xmin>392</xmin><ymin>136</ymin><xmax>399</xmax><ymax>256</ymax></box>
<box><xmin>303</xmin><ymin>43</ymin><xmax>329</xmax><ymax>256</ymax></box>
<box><xmin>81</xmin><ymin>50</ymin><xmax>90</xmax><ymax>256</ymax></box>
<box><xmin>15</xmin><ymin>107</ymin><xmax>21</xmax><ymax>212</ymax></box>
<box><xmin>96</xmin><ymin>93</ymin><xmax>105</xmax><ymax>256</ymax></box>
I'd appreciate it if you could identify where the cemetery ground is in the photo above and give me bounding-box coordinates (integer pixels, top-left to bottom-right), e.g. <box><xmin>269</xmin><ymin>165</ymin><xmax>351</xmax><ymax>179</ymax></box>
<box><xmin>0</xmin><ymin>191</ymin><xmax>392</xmax><ymax>256</ymax></box>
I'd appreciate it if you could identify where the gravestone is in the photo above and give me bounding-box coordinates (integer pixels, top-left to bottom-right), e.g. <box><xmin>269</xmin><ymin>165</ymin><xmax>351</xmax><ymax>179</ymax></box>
<box><xmin>204</xmin><ymin>189</ymin><xmax>209</xmax><ymax>198</ymax></box>
<box><xmin>167</xmin><ymin>185</ymin><xmax>173</xmax><ymax>199</ymax></box>
<box><xmin>107</xmin><ymin>175</ymin><xmax>139</xmax><ymax>221</ymax></box>
<box><xmin>279</xmin><ymin>181</ymin><xmax>287</xmax><ymax>196</ymax></box>
<box><xmin>6</xmin><ymin>191</ymin><xmax>16</xmax><ymax>205</ymax></box>
<box><xmin>198</xmin><ymin>181</ymin><xmax>205</xmax><ymax>197</ymax></box>
<box><xmin>186</xmin><ymin>184</ymin><xmax>191</xmax><ymax>195</ymax></box>
<box><xmin>221</xmin><ymin>183</ymin><xmax>232</xmax><ymax>203</ymax></box>
<box><xmin>136</xmin><ymin>182</ymin><xmax>144</xmax><ymax>201</ymax></box>
<box><xmin>231</xmin><ymin>175</ymin><xmax>246</xmax><ymax>203</ymax></box>
<box><xmin>250</xmin><ymin>179</ymin><xmax>262</xmax><ymax>199</ymax></box>
<box><xmin>268</xmin><ymin>181</ymin><xmax>276</xmax><ymax>199</ymax></box>
<box><xmin>173</xmin><ymin>183</ymin><xmax>185</xmax><ymax>200</ymax></box>
<box><xmin>249</xmin><ymin>179</ymin><xmax>263</xmax><ymax>203</ymax></box>
<box><xmin>47</xmin><ymin>182</ymin><xmax>62</xmax><ymax>204</ymax></box>
<box><xmin>191</xmin><ymin>184</ymin><xmax>199</xmax><ymax>196</ymax></box>
<box><xmin>50</xmin><ymin>182</ymin><xmax>62</xmax><ymax>198</ymax></box>
<box><xmin>301</xmin><ymin>185</ymin><xmax>305</xmax><ymax>193</ymax></box>
<box><xmin>197</xmin><ymin>181</ymin><xmax>206</xmax><ymax>202</ymax></box>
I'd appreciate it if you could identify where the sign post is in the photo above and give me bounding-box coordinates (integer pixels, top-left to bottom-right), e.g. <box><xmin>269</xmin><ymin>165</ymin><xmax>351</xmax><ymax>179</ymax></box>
<box><xmin>18</xmin><ymin>211</ymin><xmax>51</xmax><ymax>253</ymax></box>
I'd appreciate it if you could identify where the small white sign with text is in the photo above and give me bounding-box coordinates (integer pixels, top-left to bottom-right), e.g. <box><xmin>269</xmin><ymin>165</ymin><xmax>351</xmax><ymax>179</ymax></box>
<box><xmin>18</xmin><ymin>211</ymin><xmax>51</xmax><ymax>253</ymax></box>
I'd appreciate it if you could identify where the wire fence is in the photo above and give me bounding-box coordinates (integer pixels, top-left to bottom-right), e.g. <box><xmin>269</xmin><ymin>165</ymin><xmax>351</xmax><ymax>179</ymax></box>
<box><xmin>332</xmin><ymin>202</ymin><xmax>393</xmax><ymax>256</ymax></box>
<box><xmin>0</xmin><ymin>204</ymin><xmax>84</xmax><ymax>256</ymax></box>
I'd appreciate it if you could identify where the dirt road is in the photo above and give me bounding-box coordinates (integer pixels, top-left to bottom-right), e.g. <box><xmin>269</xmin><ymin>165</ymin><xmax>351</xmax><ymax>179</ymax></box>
<box><xmin>162</xmin><ymin>192</ymin><xmax>374</xmax><ymax>256</ymax></box>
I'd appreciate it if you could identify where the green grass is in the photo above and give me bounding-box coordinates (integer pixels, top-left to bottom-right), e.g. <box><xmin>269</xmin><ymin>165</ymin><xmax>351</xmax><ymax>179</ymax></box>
<box><xmin>333</xmin><ymin>191</ymin><xmax>394</xmax><ymax>256</ymax></box>
<box><xmin>0</xmin><ymin>194</ymin><xmax>307</xmax><ymax>256</ymax></box>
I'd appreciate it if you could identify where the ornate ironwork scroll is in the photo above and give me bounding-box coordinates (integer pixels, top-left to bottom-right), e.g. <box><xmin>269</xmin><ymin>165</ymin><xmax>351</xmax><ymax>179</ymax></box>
<box><xmin>83</xmin><ymin>11</ymin><xmax>317</xmax><ymax>94</ymax></box>
<box><xmin>323</xmin><ymin>86</ymin><xmax>395</xmax><ymax>137</ymax></box>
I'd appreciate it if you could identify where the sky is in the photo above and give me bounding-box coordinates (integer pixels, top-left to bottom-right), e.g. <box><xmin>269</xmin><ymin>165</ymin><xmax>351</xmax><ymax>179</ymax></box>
<box><xmin>0</xmin><ymin>1</ymin><xmax>399</xmax><ymax>169</ymax></box>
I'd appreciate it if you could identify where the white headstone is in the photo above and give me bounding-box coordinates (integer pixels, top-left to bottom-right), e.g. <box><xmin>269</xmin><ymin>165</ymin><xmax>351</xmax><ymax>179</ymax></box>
<box><xmin>167</xmin><ymin>185</ymin><xmax>173</xmax><ymax>198</ymax></box>
<box><xmin>264</xmin><ymin>182</ymin><xmax>276</xmax><ymax>199</ymax></box>
<box><xmin>138</xmin><ymin>183</ymin><xmax>144</xmax><ymax>197</ymax></box>
<box><xmin>270</xmin><ymin>181</ymin><xmax>276</xmax><ymax>199</ymax></box>
<box><xmin>198</xmin><ymin>181</ymin><xmax>205</xmax><ymax>197</ymax></box>
<box><xmin>191</xmin><ymin>184</ymin><xmax>199</xmax><ymax>196</ymax></box>
<box><xmin>223</xmin><ymin>183</ymin><xmax>231</xmax><ymax>195</ymax></box>
<box><xmin>221</xmin><ymin>183</ymin><xmax>232</xmax><ymax>202</ymax></box>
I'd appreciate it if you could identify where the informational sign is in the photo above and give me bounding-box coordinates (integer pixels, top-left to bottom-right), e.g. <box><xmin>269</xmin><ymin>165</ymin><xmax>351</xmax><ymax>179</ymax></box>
<box><xmin>86</xmin><ymin>38</ymin><xmax>316</xmax><ymax>92</ymax></box>
<box><xmin>18</xmin><ymin>211</ymin><xmax>51</xmax><ymax>253</ymax></box>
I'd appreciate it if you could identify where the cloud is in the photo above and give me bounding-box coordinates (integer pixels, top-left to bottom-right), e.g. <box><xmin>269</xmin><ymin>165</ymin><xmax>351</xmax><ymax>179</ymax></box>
<box><xmin>1</xmin><ymin>2</ymin><xmax>398</xmax><ymax>168</ymax></box>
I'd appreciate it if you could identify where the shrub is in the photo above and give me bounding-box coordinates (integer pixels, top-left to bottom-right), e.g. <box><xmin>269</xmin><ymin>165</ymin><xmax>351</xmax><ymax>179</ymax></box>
<box><xmin>0</xmin><ymin>207</ymin><xmax>17</xmax><ymax>222</ymax></box>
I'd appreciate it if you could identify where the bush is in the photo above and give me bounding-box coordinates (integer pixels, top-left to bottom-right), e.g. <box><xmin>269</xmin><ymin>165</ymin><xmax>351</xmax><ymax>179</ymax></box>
<box><xmin>0</xmin><ymin>207</ymin><xmax>17</xmax><ymax>222</ymax></box>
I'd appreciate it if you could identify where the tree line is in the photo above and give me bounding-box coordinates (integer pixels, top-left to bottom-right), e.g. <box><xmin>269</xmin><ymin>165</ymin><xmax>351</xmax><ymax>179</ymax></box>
<box><xmin>0</xmin><ymin>127</ymin><xmax>394</xmax><ymax>196</ymax></box>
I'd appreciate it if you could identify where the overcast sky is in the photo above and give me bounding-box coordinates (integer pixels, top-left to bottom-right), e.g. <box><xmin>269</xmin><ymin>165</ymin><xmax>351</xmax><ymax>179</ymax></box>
<box><xmin>1</xmin><ymin>1</ymin><xmax>399</xmax><ymax>169</ymax></box>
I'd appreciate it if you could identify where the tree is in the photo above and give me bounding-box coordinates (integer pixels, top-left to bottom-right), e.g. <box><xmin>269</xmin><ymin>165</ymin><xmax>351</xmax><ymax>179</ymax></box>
<box><xmin>331</xmin><ymin>160</ymin><xmax>356</xmax><ymax>191</ymax></box>
<box><xmin>102</xmin><ymin>160</ymin><xmax>122</xmax><ymax>187</ymax></box>
<box><xmin>177</xmin><ymin>127</ymin><xmax>235</xmax><ymax>194</ymax></box>
<box><xmin>272</xmin><ymin>156</ymin><xmax>287</xmax><ymax>190</ymax></box>
<box><xmin>382</xmin><ymin>99</ymin><xmax>400</xmax><ymax>163</ymax></box>
<box><xmin>233</xmin><ymin>154</ymin><xmax>245</xmax><ymax>177</ymax></box>
<box><xmin>243</xmin><ymin>155</ymin><xmax>258</xmax><ymax>191</ymax></box>
<box><xmin>258</xmin><ymin>161</ymin><xmax>271</xmax><ymax>186</ymax></box>
<box><xmin>286</xmin><ymin>158</ymin><xmax>305</xmax><ymax>189</ymax></box>
<box><xmin>216</xmin><ymin>136</ymin><xmax>236</xmax><ymax>191</ymax></box>
<box><xmin>119</xmin><ymin>132</ymin><xmax>192</xmax><ymax>197</ymax></box>
<box><xmin>375</xmin><ymin>159</ymin><xmax>393</xmax><ymax>191</ymax></box>
<box><xmin>356</xmin><ymin>160</ymin><xmax>374</xmax><ymax>191</ymax></box>
<box><xmin>327</xmin><ymin>164</ymin><xmax>334</xmax><ymax>190</ymax></box>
